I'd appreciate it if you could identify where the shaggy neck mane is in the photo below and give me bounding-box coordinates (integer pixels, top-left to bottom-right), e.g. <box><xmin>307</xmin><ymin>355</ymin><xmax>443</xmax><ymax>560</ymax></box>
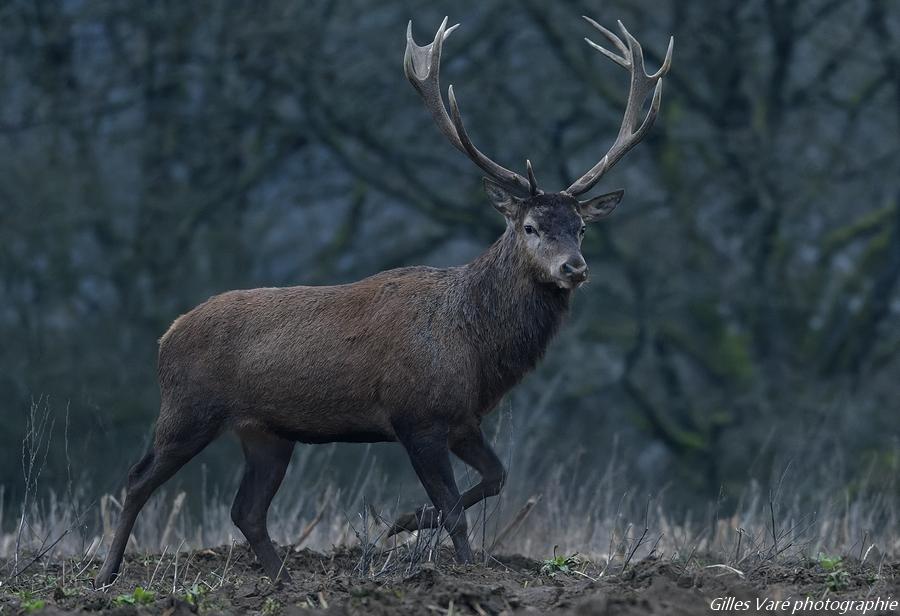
<box><xmin>455</xmin><ymin>228</ymin><xmax>571</xmax><ymax>409</ymax></box>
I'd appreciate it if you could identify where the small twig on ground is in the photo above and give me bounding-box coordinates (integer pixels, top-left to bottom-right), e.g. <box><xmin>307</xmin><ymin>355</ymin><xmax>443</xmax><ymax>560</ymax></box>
<box><xmin>621</xmin><ymin>498</ymin><xmax>653</xmax><ymax>571</ymax></box>
<box><xmin>294</xmin><ymin>500</ymin><xmax>329</xmax><ymax>552</ymax></box>
<box><xmin>733</xmin><ymin>527</ymin><xmax>745</xmax><ymax>564</ymax></box>
<box><xmin>148</xmin><ymin>545</ymin><xmax>169</xmax><ymax>588</ymax></box>
<box><xmin>705</xmin><ymin>564</ymin><xmax>745</xmax><ymax>577</ymax></box>
<box><xmin>858</xmin><ymin>531</ymin><xmax>868</xmax><ymax>562</ymax></box>
<box><xmin>571</xmin><ymin>569</ymin><xmax>599</xmax><ymax>582</ymax></box>
<box><xmin>623</xmin><ymin>525</ymin><xmax>649</xmax><ymax>571</ymax></box>
<box><xmin>180</xmin><ymin>549</ymin><xmax>198</xmax><ymax>588</ymax></box>
<box><xmin>74</xmin><ymin>538</ymin><xmax>102</xmax><ymax>579</ymax></box>
<box><xmin>275</xmin><ymin>544</ymin><xmax>291</xmax><ymax>582</ymax></box>
<box><xmin>679</xmin><ymin>546</ymin><xmax>697</xmax><ymax>576</ymax></box>
<box><xmin>160</xmin><ymin>492</ymin><xmax>186</xmax><ymax>551</ymax></box>
<box><xmin>217</xmin><ymin>540</ymin><xmax>236</xmax><ymax>589</ymax></box>
<box><xmin>15</xmin><ymin>398</ymin><xmax>55</xmax><ymax>574</ymax></box>
<box><xmin>489</xmin><ymin>495</ymin><xmax>541</xmax><ymax>553</ymax></box>
<box><xmin>769</xmin><ymin>499</ymin><xmax>778</xmax><ymax>555</ymax></box>
<box><xmin>8</xmin><ymin>528</ymin><xmax>71</xmax><ymax>579</ymax></box>
<box><xmin>172</xmin><ymin>539</ymin><xmax>185</xmax><ymax>595</ymax></box>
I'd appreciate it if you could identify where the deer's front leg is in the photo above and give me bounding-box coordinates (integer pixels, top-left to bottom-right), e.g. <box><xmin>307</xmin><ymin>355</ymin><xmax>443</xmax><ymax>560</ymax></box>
<box><xmin>396</xmin><ymin>423</ymin><xmax>473</xmax><ymax>563</ymax></box>
<box><xmin>389</xmin><ymin>428</ymin><xmax>506</xmax><ymax>536</ymax></box>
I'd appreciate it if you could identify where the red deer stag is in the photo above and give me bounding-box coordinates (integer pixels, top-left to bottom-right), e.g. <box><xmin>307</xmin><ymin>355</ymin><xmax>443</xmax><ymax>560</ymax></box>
<box><xmin>94</xmin><ymin>16</ymin><xmax>673</xmax><ymax>586</ymax></box>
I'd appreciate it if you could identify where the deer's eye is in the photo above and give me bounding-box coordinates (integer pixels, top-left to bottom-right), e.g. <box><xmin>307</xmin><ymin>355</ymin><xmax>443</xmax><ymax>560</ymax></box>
<box><xmin>580</xmin><ymin>225</ymin><xmax>586</xmax><ymax>236</ymax></box>
<box><xmin>524</xmin><ymin>224</ymin><xmax>537</xmax><ymax>235</ymax></box>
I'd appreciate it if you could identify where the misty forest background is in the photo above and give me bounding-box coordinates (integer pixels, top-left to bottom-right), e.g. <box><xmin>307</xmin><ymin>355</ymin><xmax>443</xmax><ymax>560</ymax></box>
<box><xmin>1</xmin><ymin>0</ymin><xmax>899</xmax><ymax>549</ymax></box>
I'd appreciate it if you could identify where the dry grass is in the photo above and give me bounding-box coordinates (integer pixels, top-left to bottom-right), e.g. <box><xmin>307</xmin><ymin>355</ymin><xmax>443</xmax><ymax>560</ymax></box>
<box><xmin>1</xmin><ymin>399</ymin><xmax>898</xmax><ymax>586</ymax></box>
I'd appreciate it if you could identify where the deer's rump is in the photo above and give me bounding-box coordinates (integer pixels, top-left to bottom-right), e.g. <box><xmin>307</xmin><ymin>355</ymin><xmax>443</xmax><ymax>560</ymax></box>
<box><xmin>155</xmin><ymin>268</ymin><xmax>476</xmax><ymax>443</ymax></box>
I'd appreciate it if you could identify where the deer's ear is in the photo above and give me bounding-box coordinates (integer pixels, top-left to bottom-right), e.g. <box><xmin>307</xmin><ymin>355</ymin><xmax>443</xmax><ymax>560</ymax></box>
<box><xmin>578</xmin><ymin>190</ymin><xmax>624</xmax><ymax>223</ymax></box>
<box><xmin>483</xmin><ymin>178</ymin><xmax>521</xmax><ymax>219</ymax></box>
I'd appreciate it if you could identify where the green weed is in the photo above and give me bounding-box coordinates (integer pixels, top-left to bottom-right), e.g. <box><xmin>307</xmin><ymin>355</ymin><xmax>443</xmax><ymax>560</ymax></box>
<box><xmin>540</xmin><ymin>547</ymin><xmax>581</xmax><ymax>576</ymax></box>
<box><xmin>817</xmin><ymin>553</ymin><xmax>851</xmax><ymax>592</ymax></box>
<box><xmin>262</xmin><ymin>596</ymin><xmax>282</xmax><ymax>615</ymax></box>
<box><xmin>817</xmin><ymin>553</ymin><xmax>842</xmax><ymax>572</ymax></box>
<box><xmin>114</xmin><ymin>586</ymin><xmax>155</xmax><ymax>606</ymax></box>
<box><xmin>181</xmin><ymin>583</ymin><xmax>207</xmax><ymax>606</ymax></box>
<box><xmin>15</xmin><ymin>592</ymin><xmax>46</xmax><ymax>613</ymax></box>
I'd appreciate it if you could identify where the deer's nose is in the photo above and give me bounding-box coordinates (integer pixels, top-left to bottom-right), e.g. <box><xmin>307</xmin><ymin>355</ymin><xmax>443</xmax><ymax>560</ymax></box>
<box><xmin>561</xmin><ymin>256</ymin><xmax>588</xmax><ymax>282</ymax></box>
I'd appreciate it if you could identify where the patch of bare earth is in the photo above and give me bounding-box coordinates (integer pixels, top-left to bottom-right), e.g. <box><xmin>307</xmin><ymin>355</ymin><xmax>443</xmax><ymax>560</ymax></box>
<box><xmin>1</xmin><ymin>546</ymin><xmax>898</xmax><ymax>615</ymax></box>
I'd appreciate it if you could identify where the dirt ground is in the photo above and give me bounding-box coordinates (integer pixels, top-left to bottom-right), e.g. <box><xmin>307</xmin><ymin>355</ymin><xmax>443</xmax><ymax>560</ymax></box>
<box><xmin>1</xmin><ymin>545</ymin><xmax>897</xmax><ymax>615</ymax></box>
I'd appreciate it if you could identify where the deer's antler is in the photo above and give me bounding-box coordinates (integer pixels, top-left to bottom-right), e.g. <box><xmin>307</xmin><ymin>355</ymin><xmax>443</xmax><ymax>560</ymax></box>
<box><xmin>565</xmin><ymin>18</ymin><xmax>674</xmax><ymax>197</ymax></box>
<box><xmin>405</xmin><ymin>17</ymin><xmax>672</xmax><ymax>199</ymax></box>
<box><xmin>405</xmin><ymin>17</ymin><xmax>536</xmax><ymax>196</ymax></box>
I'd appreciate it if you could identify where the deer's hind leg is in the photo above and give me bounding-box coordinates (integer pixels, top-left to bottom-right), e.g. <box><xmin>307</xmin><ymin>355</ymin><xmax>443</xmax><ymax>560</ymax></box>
<box><xmin>231</xmin><ymin>430</ymin><xmax>294</xmax><ymax>582</ymax></box>
<box><xmin>94</xmin><ymin>408</ymin><xmax>221</xmax><ymax>588</ymax></box>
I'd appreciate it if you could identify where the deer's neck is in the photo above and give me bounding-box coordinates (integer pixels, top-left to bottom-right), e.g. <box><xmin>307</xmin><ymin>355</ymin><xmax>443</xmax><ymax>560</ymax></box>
<box><xmin>458</xmin><ymin>228</ymin><xmax>571</xmax><ymax>410</ymax></box>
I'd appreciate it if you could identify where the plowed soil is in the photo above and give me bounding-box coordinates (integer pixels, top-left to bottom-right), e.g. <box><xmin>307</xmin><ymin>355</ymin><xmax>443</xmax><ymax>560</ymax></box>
<box><xmin>2</xmin><ymin>545</ymin><xmax>897</xmax><ymax>615</ymax></box>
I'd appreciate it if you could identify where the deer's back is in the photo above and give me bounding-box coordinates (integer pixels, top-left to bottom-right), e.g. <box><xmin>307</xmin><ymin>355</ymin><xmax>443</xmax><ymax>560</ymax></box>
<box><xmin>156</xmin><ymin>266</ymin><xmax>480</xmax><ymax>442</ymax></box>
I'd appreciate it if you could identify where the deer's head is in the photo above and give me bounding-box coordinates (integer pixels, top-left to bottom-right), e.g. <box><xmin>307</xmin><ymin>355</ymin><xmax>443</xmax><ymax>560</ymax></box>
<box><xmin>405</xmin><ymin>16</ymin><xmax>673</xmax><ymax>290</ymax></box>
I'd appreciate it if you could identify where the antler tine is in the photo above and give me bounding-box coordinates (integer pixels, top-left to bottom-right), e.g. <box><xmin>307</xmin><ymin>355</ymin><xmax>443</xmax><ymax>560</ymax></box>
<box><xmin>583</xmin><ymin>38</ymin><xmax>629</xmax><ymax>69</ymax></box>
<box><xmin>405</xmin><ymin>18</ymin><xmax>533</xmax><ymax>197</ymax></box>
<box><xmin>526</xmin><ymin>159</ymin><xmax>541</xmax><ymax>196</ymax></box>
<box><xmin>404</xmin><ymin>18</ymin><xmax>464</xmax><ymax>153</ymax></box>
<box><xmin>582</xmin><ymin>16</ymin><xmax>628</xmax><ymax>68</ymax></box>
<box><xmin>617</xmin><ymin>21</ymin><xmax>645</xmax><ymax>77</ymax></box>
<box><xmin>652</xmin><ymin>36</ymin><xmax>675</xmax><ymax>80</ymax></box>
<box><xmin>447</xmin><ymin>86</ymin><xmax>532</xmax><ymax>195</ymax></box>
<box><xmin>566</xmin><ymin>20</ymin><xmax>674</xmax><ymax>197</ymax></box>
